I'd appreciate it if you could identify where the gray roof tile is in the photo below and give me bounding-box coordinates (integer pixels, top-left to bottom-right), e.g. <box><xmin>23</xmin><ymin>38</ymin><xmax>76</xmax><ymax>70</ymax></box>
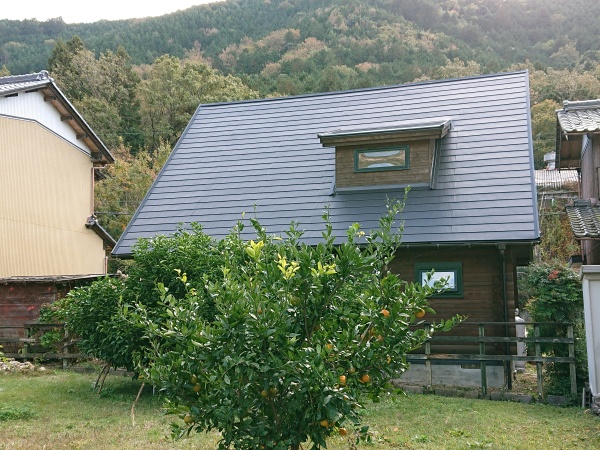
<box><xmin>566</xmin><ymin>200</ymin><xmax>600</xmax><ymax>238</ymax></box>
<box><xmin>557</xmin><ymin>100</ymin><xmax>600</xmax><ymax>133</ymax></box>
<box><xmin>113</xmin><ymin>71</ymin><xmax>539</xmax><ymax>257</ymax></box>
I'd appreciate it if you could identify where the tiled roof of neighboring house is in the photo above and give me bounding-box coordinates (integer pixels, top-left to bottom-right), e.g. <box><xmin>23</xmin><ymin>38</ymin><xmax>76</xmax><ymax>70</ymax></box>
<box><xmin>0</xmin><ymin>71</ymin><xmax>113</xmax><ymax>164</ymax></box>
<box><xmin>535</xmin><ymin>169</ymin><xmax>579</xmax><ymax>191</ymax></box>
<box><xmin>566</xmin><ymin>200</ymin><xmax>600</xmax><ymax>238</ymax></box>
<box><xmin>0</xmin><ymin>274</ymin><xmax>110</xmax><ymax>284</ymax></box>
<box><xmin>557</xmin><ymin>100</ymin><xmax>600</xmax><ymax>134</ymax></box>
<box><xmin>113</xmin><ymin>71</ymin><xmax>539</xmax><ymax>257</ymax></box>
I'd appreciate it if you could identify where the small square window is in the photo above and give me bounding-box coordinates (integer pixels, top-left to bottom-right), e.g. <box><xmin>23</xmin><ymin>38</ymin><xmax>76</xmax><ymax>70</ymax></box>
<box><xmin>354</xmin><ymin>145</ymin><xmax>409</xmax><ymax>172</ymax></box>
<box><xmin>415</xmin><ymin>262</ymin><xmax>463</xmax><ymax>298</ymax></box>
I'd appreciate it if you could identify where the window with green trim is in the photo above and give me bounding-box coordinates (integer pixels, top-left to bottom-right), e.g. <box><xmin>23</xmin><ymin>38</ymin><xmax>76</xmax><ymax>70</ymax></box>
<box><xmin>354</xmin><ymin>145</ymin><xmax>409</xmax><ymax>172</ymax></box>
<box><xmin>415</xmin><ymin>262</ymin><xmax>463</xmax><ymax>298</ymax></box>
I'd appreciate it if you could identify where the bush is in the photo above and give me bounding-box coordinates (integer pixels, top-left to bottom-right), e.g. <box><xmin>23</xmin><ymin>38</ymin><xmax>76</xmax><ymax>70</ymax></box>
<box><xmin>131</xmin><ymin>202</ymin><xmax>459</xmax><ymax>449</ymax></box>
<box><xmin>41</xmin><ymin>224</ymin><xmax>225</xmax><ymax>372</ymax></box>
<box><xmin>519</xmin><ymin>263</ymin><xmax>587</xmax><ymax>396</ymax></box>
<box><xmin>41</xmin><ymin>276</ymin><xmax>133</xmax><ymax>371</ymax></box>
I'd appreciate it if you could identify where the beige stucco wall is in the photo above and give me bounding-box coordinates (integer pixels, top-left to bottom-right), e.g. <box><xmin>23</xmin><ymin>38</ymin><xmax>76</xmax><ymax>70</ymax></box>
<box><xmin>0</xmin><ymin>116</ymin><xmax>107</xmax><ymax>277</ymax></box>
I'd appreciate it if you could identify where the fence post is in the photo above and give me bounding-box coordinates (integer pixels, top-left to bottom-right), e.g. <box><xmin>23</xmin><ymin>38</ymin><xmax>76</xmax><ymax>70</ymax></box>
<box><xmin>479</xmin><ymin>323</ymin><xmax>487</xmax><ymax>396</ymax></box>
<box><xmin>534</xmin><ymin>324</ymin><xmax>543</xmax><ymax>399</ymax></box>
<box><xmin>568</xmin><ymin>325</ymin><xmax>577</xmax><ymax>396</ymax></box>
<box><xmin>63</xmin><ymin>327</ymin><xmax>69</xmax><ymax>370</ymax></box>
<box><xmin>425</xmin><ymin>324</ymin><xmax>432</xmax><ymax>390</ymax></box>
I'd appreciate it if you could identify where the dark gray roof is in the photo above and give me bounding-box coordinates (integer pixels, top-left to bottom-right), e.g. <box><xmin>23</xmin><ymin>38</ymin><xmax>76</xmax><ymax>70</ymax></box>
<box><xmin>113</xmin><ymin>71</ymin><xmax>539</xmax><ymax>257</ymax></box>
<box><xmin>566</xmin><ymin>200</ymin><xmax>600</xmax><ymax>239</ymax></box>
<box><xmin>557</xmin><ymin>100</ymin><xmax>600</xmax><ymax>134</ymax></box>
<box><xmin>0</xmin><ymin>71</ymin><xmax>114</xmax><ymax>164</ymax></box>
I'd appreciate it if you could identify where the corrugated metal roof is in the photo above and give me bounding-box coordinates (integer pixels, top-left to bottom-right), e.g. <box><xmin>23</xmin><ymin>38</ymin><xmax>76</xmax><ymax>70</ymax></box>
<box><xmin>113</xmin><ymin>71</ymin><xmax>539</xmax><ymax>257</ymax></box>
<box><xmin>566</xmin><ymin>200</ymin><xmax>600</xmax><ymax>238</ymax></box>
<box><xmin>557</xmin><ymin>100</ymin><xmax>600</xmax><ymax>134</ymax></box>
<box><xmin>535</xmin><ymin>169</ymin><xmax>579</xmax><ymax>190</ymax></box>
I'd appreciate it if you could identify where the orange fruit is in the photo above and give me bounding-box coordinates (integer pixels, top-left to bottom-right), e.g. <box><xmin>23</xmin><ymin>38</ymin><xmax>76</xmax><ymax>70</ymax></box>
<box><xmin>183</xmin><ymin>414</ymin><xmax>193</xmax><ymax>424</ymax></box>
<box><xmin>348</xmin><ymin>367</ymin><xmax>356</xmax><ymax>375</ymax></box>
<box><xmin>320</xmin><ymin>419</ymin><xmax>329</xmax><ymax>428</ymax></box>
<box><xmin>339</xmin><ymin>375</ymin><xmax>347</xmax><ymax>386</ymax></box>
<box><xmin>415</xmin><ymin>309</ymin><xmax>426</xmax><ymax>318</ymax></box>
<box><xmin>190</xmin><ymin>375</ymin><xmax>198</xmax><ymax>384</ymax></box>
<box><xmin>193</xmin><ymin>383</ymin><xmax>201</xmax><ymax>392</ymax></box>
<box><xmin>338</xmin><ymin>427</ymin><xmax>348</xmax><ymax>436</ymax></box>
<box><xmin>260</xmin><ymin>389</ymin><xmax>268</xmax><ymax>398</ymax></box>
<box><xmin>381</xmin><ymin>309</ymin><xmax>390</xmax><ymax>317</ymax></box>
<box><xmin>360</xmin><ymin>374</ymin><xmax>371</xmax><ymax>383</ymax></box>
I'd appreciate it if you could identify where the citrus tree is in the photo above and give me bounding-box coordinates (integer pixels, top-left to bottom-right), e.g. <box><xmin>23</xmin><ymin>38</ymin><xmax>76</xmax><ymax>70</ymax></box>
<box><xmin>131</xmin><ymin>201</ymin><xmax>459</xmax><ymax>449</ymax></box>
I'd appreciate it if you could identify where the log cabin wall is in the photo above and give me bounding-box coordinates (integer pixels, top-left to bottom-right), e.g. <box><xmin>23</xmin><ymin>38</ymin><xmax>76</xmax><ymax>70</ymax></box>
<box><xmin>391</xmin><ymin>244</ymin><xmax>524</xmax><ymax>354</ymax></box>
<box><xmin>335</xmin><ymin>138</ymin><xmax>433</xmax><ymax>188</ymax></box>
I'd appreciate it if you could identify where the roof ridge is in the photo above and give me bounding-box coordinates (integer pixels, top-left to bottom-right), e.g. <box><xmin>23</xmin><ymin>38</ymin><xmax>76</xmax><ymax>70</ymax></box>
<box><xmin>197</xmin><ymin>70</ymin><xmax>529</xmax><ymax>109</ymax></box>
<box><xmin>0</xmin><ymin>70</ymin><xmax>52</xmax><ymax>85</ymax></box>
<box><xmin>562</xmin><ymin>99</ymin><xmax>600</xmax><ymax>111</ymax></box>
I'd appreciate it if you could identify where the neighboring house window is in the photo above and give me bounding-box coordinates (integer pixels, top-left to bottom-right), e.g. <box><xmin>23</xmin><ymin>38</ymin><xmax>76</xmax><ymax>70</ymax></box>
<box><xmin>415</xmin><ymin>262</ymin><xmax>463</xmax><ymax>298</ymax></box>
<box><xmin>354</xmin><ymin>146</ymin><xmax>409</xmax><ymax>172</ymax></box>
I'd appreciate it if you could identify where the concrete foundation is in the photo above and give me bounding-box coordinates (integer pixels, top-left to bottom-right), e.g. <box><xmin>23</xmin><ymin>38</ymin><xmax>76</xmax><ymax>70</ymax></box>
<box><xmin>399</xmin><ymin>363</ymin><xmax>505</xmax><ymax>388</ymax></box>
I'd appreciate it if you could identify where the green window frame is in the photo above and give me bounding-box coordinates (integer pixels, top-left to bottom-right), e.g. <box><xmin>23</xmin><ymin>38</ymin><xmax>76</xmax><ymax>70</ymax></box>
<box><xmin>354</xmin><ymin>145</ymin><xmax>410</xmax><ymax>172</ymax></box>
<box><xmin>414</xmin><ymin>262</ymin><xmax>463</xmax><ymax>298</ymax></box>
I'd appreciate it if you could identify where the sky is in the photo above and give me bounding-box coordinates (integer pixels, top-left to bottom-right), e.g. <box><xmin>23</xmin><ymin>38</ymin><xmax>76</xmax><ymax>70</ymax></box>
<box><xmin>4</xmin><ymin>1</ymin><xmax>220</xmax><ymax>24</ymax></box>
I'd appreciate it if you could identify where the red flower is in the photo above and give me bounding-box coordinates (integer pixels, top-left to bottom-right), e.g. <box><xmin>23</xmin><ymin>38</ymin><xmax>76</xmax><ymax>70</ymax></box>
<box><xmin>547</xmin><ymin>269</ymin><xmax>559</xmax><ymax>281</ymax></box>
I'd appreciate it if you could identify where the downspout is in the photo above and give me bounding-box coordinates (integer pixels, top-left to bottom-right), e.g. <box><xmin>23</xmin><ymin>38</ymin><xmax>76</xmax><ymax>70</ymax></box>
<box><xmin>91</xmin><ymin>166</ymin><xmax>96</xmax><ymax>215</ymax></box>
<box><xmin>498</xmin><ymin>243</ymin><xmax>512</xmax><ymax>389</ymax></box>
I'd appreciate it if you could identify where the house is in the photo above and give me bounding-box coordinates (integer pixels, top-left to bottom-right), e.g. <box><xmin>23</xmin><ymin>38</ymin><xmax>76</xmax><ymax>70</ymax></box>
<box><xmin>556</xmin><ymin>100</ymin><xmax>600</xmax><ymax>264</ymax></box>
<box><xmin>114</xmin><ymin>71</ymin><xmax>539</xmax><ymax>387</ymax></box>
<box><xmin>557</xmin><ymin>100</ymin><xmax>600</xmax><ymax>414</ymax></box>
<box><xmin>0</xmin><ymin>71</ymin><xmax>115</xmax><ymax>343</ymax></box>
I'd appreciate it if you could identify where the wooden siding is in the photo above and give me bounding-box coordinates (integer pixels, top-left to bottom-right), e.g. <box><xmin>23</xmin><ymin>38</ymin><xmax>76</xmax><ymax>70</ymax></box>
<box><xmin>335</xmin><ymin>139</ymin><xmax>432</xmax><ymax>188</ymax></box>
<box><xmin>0</xmin><ymin>116</ymin><xmax>107</xmax><ymax>277</ymax></box>
<box><xmin>392</xmin><ymin>245</ymin><xmax>521</xmax><ymax>354</ymax></box>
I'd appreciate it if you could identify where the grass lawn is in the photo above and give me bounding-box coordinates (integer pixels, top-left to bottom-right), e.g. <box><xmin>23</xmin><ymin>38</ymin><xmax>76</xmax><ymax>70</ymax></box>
<box><xmin>1</xmin><ymin>368</ymin><xmax>599</xmax><ymax>449</ymax></box>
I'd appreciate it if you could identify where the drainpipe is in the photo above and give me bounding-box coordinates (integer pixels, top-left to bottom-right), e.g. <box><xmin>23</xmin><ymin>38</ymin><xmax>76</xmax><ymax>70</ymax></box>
<box><xmin>498</xmin><ymin>243</ymin><xmax>512</xmax><ymax>389</ymax></box>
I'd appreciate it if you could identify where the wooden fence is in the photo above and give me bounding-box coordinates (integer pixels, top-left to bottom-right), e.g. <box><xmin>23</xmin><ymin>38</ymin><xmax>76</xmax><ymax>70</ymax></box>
<box><xmin>0</xmin><ymin>323</ymin><xmax>85</xmax><ymax>369</ymax></box>
<box><xmin>407</xmin><ymin>321</ymin><xmax>577</xmax><ymax>398</ymax></box>
<box><xmin>1</xmin><ymin>321</ymin><xmax>577</xmax><ymax>398</ymax></box>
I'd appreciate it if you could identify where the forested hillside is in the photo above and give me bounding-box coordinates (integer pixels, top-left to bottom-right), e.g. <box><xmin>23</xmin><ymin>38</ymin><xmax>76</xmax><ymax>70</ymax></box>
<box><xmin>2</xmin><ymin>0</ymin><xmax>600</xmax><ymax>91</ymax></box>
<box><xmin>2</xmin><ymin>0</ymin><xmax>600</xmax><ymax>243</ymax></box>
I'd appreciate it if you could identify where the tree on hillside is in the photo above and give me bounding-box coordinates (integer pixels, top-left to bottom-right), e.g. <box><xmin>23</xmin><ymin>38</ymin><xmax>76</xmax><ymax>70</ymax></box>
<box><xmin>137</xmin><ymin>55</ymin><xmax>259</xmax><ymax>151</ymax></box>
<box><xmin>94</xmin><ymin>142</ymin><xmax>171</xmax><ymax>241</ymax></box>
<box><xmin>49</xmin><ymin>38</ymin><xmax>142</xmax><ymax>150</ymax></box>
<box><xmin>531</xmin><ymin>99</ymin><xmax>560</xmax><ymax>169</ymax></box>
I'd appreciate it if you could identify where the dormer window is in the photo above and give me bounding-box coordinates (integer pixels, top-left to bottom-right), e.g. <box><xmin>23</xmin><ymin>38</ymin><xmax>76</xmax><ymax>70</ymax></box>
<box><xmin>318</xmin><ymin>117</ymin><xmax>451</xmax><ymax>193</ymax></box>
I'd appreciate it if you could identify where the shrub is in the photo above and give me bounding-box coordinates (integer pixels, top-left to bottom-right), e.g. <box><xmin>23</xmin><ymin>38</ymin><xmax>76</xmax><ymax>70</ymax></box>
<box><xmin>519</xmin><ymin>262</ymin><xmax>587</xmax><ymax>396</ymax></box>
<box><xmin>132</xmin><ymin>202</ymin><xmax>459</xmax><ymax>449</ymax></box>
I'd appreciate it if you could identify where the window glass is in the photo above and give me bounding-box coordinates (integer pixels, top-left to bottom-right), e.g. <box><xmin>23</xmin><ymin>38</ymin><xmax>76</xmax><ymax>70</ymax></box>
<box><xmin>415</xmin><ymin>262</ymin><xmax>463</xmax><ymax>298</ymax></box>
<box><xmin>355</xmin><ymin>146</ymin><xmax>409</xmax><ymax>172</ymax></box>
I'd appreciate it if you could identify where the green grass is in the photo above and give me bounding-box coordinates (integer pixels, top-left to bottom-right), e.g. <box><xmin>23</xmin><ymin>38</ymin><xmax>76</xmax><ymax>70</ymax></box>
<box><xmin>0</xmin><ymin>369</ymin><xmax>599</xmax><ymax>449</ymax></box>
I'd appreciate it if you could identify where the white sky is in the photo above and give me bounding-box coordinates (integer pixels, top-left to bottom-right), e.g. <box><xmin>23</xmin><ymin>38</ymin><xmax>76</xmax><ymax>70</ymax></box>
<box><xmin>4</xmin><ymin>1</ymin><xmax>220</xmax><ymax>24</ymax></box>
